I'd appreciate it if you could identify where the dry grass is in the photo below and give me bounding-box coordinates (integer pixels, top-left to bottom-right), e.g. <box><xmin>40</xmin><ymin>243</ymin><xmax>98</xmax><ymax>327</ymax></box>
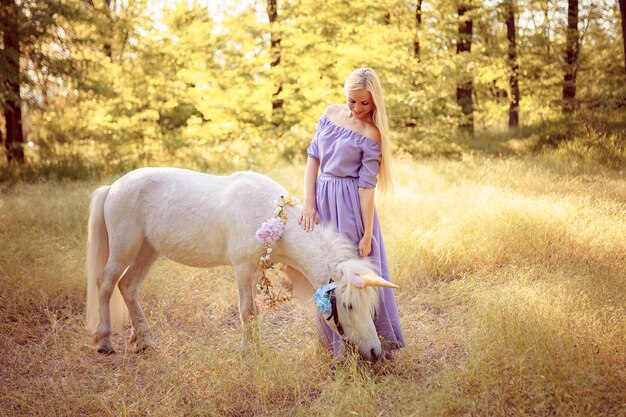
<box><xmin>0</xmin><ymin>157</ymin><xmax>624</xmax><ymax>416</ymax></box>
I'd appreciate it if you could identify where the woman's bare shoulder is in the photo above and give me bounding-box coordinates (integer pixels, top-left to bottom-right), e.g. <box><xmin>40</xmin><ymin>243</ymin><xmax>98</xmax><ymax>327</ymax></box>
<box><xmin>364</xmin><ymin>124</ymin><xmax>382</xmax><ymax>142</ymax></box>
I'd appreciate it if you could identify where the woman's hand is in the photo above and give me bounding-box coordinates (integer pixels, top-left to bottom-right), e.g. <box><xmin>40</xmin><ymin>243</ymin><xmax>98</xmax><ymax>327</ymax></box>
<box><xmin>359</xmin><ymin>235</ymin><xmax>372</xmax><ymax>257</ymax></box>
<box><xmin>298</xmin><ymin>203</ymin><xmax>319</xmax><ymax>231</ymax></box>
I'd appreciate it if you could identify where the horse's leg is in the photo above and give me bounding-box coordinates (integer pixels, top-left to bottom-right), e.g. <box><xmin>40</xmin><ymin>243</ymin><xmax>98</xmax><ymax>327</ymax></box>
<box><xmin>94</xmin><ymin>260</ymin><xmax>128</xmax><ymax>354</ymax></box>
<box><xmin>94</xmin><ymin>221</ymin><xmax>145</xmax><ymax>355</ymax></box>
<box><xmin>118</xmin><ymin>240</ymin><xmax>158</xmax><ymax>353</ymax></box>
<box><xmin>235</xmin><ymin>262</ymin><xmax>260</xmax><ymax>351</ymax></box>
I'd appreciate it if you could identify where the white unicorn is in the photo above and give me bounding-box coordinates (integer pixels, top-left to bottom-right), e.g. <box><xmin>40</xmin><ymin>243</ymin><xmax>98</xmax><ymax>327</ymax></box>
<box><xmin>86</xmin><ymin>167</ymin><xmax>397</xmax><ymax>361</ymax></box>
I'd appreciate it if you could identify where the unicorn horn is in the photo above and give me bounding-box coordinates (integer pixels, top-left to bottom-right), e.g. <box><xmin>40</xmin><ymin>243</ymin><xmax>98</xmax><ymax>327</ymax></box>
<box><xmin>358</xmin><ymin>273</ymin><xmax>400</xmax><ymax>289</ymax></box>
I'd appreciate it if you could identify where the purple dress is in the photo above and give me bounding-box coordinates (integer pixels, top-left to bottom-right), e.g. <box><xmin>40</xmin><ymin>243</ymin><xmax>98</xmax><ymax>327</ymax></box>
<box><xmin>307</xmin><ymin>113</ymin><xmax>405</xmax><ymax>357</ymax></box>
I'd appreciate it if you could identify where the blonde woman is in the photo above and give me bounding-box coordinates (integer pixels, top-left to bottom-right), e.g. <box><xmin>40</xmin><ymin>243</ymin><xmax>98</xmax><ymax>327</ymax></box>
<box><xmin>299</xmin><ymin>68</ymin><xmax>404</xmax><ymax>360</ymax></box>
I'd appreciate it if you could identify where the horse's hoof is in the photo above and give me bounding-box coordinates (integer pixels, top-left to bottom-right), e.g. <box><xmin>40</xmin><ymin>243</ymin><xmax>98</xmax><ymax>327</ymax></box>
<box><xmin>97</xmin><ymin>346</ymin><xmax>116</xmax><ymax>355</ymax></box>
<box><xmin>131</xmin><ymin>338</ymin><xmax>156</xmax><ymax>353</ymax></box>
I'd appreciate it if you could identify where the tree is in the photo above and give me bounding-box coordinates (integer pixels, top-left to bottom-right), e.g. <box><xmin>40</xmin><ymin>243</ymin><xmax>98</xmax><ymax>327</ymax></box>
<box><xmin>563</xmin><ymin>0</ymin><xmax>580</xmax><ymax>113</ymax></box>
<box><xmin>87</xmin><ymin>0</ymin><xmax>114</xmax><ymax>60</ymax></box>
<box><xmin>619</xmin><ymin>0</ymin><xmax>626</xmax><ymax>72</ymax></box>
<box><xmin>414</xmin><ymin>0</ymin><xmax>423</xmax><ymax>60</ymax></box>
<box><xmin>457</xmin><ymin>1</ymin><xmax>474</xmax><ymax>134</ymax></box>
<box><xmin>1</xmin><ymin>0</ymin><xmax>94</xmax><ymax>164</ymax></box>
<box><xmin>505</xmin><ymin>0</ymin><xmax>520</xmax><ymax>128</ymax></box>
<box><xmin>0</xmin><ymin>0</ymin><xmax>25</xmax><ymax>163</ymax></box>
<box><xmin>267</xmin><ymin>0</ymin><xmax>284</xmax><ymax>128</ymax></box>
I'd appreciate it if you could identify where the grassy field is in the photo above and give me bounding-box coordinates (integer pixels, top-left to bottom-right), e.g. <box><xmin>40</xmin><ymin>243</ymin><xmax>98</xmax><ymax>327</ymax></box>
<box><xmin>0</xmin><ymin>156</ymin><xmax>624</xmax><ymax>416</ymax></box>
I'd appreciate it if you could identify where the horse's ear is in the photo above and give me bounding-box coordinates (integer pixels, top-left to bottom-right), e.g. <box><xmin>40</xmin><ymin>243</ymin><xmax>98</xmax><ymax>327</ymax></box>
<box><xmin>353</xmin><ymin>275</ymin><xmax>365</xmax><ymax>288</ymax></box>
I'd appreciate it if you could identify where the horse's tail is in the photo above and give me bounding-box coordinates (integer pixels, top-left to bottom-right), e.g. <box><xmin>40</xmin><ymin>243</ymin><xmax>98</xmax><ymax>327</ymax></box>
<box><xmin>86</xmin><ymin>186</ymin><xmax>126</xmax><ymax>334</ymax></box>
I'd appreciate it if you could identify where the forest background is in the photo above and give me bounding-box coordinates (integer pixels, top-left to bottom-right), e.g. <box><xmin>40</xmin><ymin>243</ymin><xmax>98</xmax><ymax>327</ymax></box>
<box><xmin>1</xmin><ymin>0</ymin><xmax>625</xmax><ymax>176</ymax></box>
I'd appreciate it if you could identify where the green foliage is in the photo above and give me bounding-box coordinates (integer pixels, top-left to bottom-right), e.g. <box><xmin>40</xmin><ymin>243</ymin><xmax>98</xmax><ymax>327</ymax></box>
<box><xmin>2</xmin><ymin>0</ymin><xmax>625</xmax><ymax>176</ymax></box>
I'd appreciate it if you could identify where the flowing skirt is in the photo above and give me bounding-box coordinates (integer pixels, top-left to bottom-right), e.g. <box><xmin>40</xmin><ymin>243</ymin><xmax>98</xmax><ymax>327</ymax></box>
<box><xmin>314</xmin><ymin>173</ymin><xmax>405</xmax><ymax>357</ymax></box>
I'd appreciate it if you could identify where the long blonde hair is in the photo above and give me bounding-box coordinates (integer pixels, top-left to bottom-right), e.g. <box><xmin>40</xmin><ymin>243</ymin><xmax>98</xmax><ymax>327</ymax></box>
<box><xmin>344</xmin><ymin>68</ymin><xmax>394</xmax><ymax>193</ymax></box>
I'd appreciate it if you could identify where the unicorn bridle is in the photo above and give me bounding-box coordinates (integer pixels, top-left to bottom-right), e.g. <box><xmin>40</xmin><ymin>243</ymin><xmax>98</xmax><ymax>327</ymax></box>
<box><xmin>323</xmin><ymin>281</ymin><xmax>345</xmax><ymax>336</ymax></box>
<box><xmin>315</xmin><ymin>273</ymin><xmax>399</xmax><ymax>338</ymax></box>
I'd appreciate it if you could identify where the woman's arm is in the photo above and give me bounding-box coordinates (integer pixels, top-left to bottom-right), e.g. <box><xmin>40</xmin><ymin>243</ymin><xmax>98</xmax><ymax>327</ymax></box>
<box><xmin>358</xmin><ymin>187</ymin><xmax>375</xmax><ymax>257</ymax></box>
<box><xmin>299</xmin><ymin>157</ymin><xmax>320</xmax><ymax>231</ymax></box>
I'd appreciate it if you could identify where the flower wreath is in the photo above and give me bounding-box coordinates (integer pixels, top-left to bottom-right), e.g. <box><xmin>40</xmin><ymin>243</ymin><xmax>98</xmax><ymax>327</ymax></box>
<box><xmin>254</xmin><ymin>194</ymin><xmax>300</xmax><ymax>311</ymax></box>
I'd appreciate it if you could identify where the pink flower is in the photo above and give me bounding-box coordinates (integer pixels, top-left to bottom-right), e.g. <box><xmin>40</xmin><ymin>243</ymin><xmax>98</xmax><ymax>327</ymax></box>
<box><xmin>255</xmin><ymin>217</ymin><xmax>284</xmax><ymax>244</ymax></box>
<box><xmin>255</xmin><ymin>294</ymin><xmax>274</xmax><ymax>312</ymax></box>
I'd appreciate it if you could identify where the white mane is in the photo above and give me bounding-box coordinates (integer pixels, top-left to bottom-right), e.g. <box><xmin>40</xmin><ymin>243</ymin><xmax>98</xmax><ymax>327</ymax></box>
<box><xmin>277</xmin><ymin>213</ymin><xmax>381</xmax><ymax>316</ymax></box>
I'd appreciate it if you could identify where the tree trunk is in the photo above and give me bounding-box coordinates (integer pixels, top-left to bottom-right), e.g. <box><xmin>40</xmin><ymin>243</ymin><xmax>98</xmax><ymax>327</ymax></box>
<box><xmin>505</xmin><ymin>0</ymin><xmax>520</xmax><ymax>128</ymax></box>
<box><xmin>103</xmin><ymin>0</ymin><xmax>113</xmax><ymax>59</ymax></box>
<box><xmin>2</xmin><ymin>0</ymin><xmax>25</xmax><ymax>163</ymax></box>
<box><xmin>267</xmin><ymin>0</ymin><xmax>283</xmax><ymax>128</ymax></box>
<box><xmin>619</xmin><ymin>0</ymin><xmax>626</xmax><ymax>73</ymax></box>
<box><xmin>563</xmin><ymin>0</ymin><xmax>579</xmax><ymax>113</ymax></box>
<box><xmin>87</xmin><ymin>0</ymin><xmax>113</xmax><ymax>59</ymax></box>
<box><xmin>383</xmin><ymin>11</ymin><xmax>391</xmax><ymax>25</ymax></box>
<box><xmin>457</xmin><ymin>3</ymin><xmax>474</xmax><ymax>135</ymax></box>
<box><xmin>414</xmin><ymin>0</ymin><xmax>423</xmax><ymax>60</ymax></box>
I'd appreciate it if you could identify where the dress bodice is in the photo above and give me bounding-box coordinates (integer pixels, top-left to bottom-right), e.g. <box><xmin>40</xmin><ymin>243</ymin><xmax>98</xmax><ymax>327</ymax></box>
<box><xmin>307</xmin><ymin>114</ymin><xmax>382</xmax><ymax>189</ymax></box>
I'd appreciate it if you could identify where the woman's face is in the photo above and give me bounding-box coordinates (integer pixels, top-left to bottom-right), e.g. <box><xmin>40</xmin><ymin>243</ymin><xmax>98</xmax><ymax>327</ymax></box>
<box><xmin>346</xmin><ymin>89</ymin><xmax>374</xmax><ymax>120</ymax></box>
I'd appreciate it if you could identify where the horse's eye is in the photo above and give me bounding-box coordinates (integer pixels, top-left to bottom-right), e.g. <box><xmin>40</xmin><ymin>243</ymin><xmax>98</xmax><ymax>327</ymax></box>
<box><xmin>348</xmin><ymin>303</ymin><xmax>353</xmax><ymax>310</ymax></box>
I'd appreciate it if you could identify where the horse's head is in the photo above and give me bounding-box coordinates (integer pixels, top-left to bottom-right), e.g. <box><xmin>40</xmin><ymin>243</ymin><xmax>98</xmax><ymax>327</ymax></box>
<box><xmin>316</xmin><ymin>259</ymin><xmax>399</xmax><ymax>362</ymax></box>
